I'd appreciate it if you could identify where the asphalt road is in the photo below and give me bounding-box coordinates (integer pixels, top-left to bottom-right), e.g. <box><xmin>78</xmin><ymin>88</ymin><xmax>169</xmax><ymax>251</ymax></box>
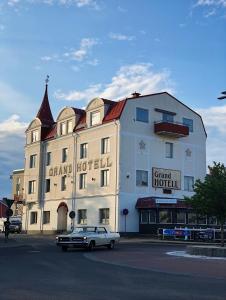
<box><xmin>0</xmin><ymin>236</ymin><xmax>226</xmax><ymax>300</ymax></box>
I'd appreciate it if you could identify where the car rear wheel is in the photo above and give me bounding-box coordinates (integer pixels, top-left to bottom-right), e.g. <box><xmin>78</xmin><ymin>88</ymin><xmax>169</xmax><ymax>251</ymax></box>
<box><xmin>62</xmin><ymin>246</ymin><xmax>68</xmax><ymax>252</ymax></box>
<box><xmin>107</xmin><ymin>240</ymin><xmax>115</xmax><ymax>250</ymax></box>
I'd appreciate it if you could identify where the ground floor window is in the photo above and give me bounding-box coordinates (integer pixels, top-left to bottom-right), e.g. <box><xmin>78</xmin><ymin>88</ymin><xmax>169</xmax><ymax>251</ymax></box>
<box><xmin>140</xmin><ymin>210</ymin><xmax>156</xmax><ymax>224</ymax></box>
<box><xmin>78</xmin><ymin>209</ymin><xmax>87</xmax><ymax>225</ymax></box>
<box><xmin>187</xmin><ymin>212</ymin><xmax>197</xmax><ymax>224</ymax></box>
<box><xmin>30</xmin><ymin>211</ymin><xmax>37</xmax><ymax>224</ymax></box>
<box><xmin>176</xmin><ymin>211</ymin><xmax>186</xmax><ymax>224</ymax></box>
<box><xmin>43</xmin><ymin>211</ymin><xmax>50</xmax><ymax>224</ymax></box>
<box><xmin>208</xmin><ymin>216</ymin><xmax>217</xmax><ymax>225</ymax></box>
<box><xmin>197</xmin><ymin>215</ymin><xmax>207</xmax><ymax>225</ymax></box>
<box><xmin>99</xmin><ymin>208</ymin><xmax>109</xmax><ymax>225</ymax></box>
<box><xmin>159</xmin><ymin>210</ymin><xmax>172</xmax><ymax>224</ymax></box>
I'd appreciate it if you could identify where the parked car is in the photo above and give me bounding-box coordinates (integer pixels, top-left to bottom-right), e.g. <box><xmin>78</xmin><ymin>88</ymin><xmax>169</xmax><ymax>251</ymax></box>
<box><xmin>9</xmin><ymin>219</ymin><xmax>22</xmax><ymax>233</ymax></box>
<box><xmin>56</xmin><ymin>226</ymin><xmax>120</xmax><ymax>252</ymax></box>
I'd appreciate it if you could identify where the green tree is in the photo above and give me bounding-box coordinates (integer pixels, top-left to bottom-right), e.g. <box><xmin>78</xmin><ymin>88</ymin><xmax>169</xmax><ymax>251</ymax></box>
<box><xmin>186</xmin><ymin>162</ymin><xmax>226</xmax><ymax>247</ymax></box>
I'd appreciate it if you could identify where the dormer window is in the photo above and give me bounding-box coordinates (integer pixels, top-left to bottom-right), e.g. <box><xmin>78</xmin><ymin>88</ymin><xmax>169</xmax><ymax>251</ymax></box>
<box><xmin>60</xmin><ymin>122</ymin><xmax>67</xmax><ymax>135</ymax></box>
<box><xmin>67</xmin><ymin>120</ymin><xmax>73</xmax><ymax>133</ymax></box>
<box><xmin>31</xmin><ymin>130</ymin><xmax>39</xmax><ymax>143</ymax></box>
<box><xmin>90</xmin><ymin>111</ymin><xmax>100</xmax><ymax>126</ymax></box>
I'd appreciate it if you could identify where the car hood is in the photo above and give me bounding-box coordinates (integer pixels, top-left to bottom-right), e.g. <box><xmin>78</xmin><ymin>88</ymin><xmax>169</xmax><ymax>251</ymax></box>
<box><xmin>57</xmin><ymin>232</ymin><xmax>95</xmax><ymax>238</ymax></box>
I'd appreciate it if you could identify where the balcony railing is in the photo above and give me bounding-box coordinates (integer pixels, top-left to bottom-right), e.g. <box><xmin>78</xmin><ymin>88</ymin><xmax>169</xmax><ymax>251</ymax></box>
<box><xmin>154</xmin><ymin>121</ymin><xmax>189</xmax><ymax>138</ymax></box>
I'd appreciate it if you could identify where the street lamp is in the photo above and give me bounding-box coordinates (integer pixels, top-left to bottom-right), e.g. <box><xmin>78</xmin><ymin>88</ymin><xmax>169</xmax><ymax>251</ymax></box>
<box><xmin>218</xmin><ymin>91</ymin><xmax>226</xmax><ymax>100</ymax></box>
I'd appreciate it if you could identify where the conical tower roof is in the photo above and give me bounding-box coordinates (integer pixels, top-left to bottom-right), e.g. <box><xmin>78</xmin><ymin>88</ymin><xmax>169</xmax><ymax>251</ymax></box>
<box><xmin>36</xmin><ymin>84</ymin><xmax>54</xmax><ymax>126</ymax></box>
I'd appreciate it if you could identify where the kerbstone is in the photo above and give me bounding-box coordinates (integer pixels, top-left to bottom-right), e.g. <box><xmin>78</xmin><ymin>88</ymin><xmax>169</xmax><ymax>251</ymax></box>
<box><xmin>187</xmin><ymin>245</ymin><xmax>226</xmax><ymax>257</ymax></box>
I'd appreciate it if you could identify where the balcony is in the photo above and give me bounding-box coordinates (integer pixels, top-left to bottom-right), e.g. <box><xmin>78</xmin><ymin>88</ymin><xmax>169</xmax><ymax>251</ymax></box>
<box><xmin>154</xmin><ymin>121</ymin><xmax>189</xmax><ymax>138</ymax></box>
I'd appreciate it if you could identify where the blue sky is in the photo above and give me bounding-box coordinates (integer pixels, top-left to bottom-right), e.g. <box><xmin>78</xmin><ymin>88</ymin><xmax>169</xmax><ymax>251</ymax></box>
<box><xmin>0</xmin><ymin>0</ymin><xmax>226</xmax><ymax>197</ymax></box>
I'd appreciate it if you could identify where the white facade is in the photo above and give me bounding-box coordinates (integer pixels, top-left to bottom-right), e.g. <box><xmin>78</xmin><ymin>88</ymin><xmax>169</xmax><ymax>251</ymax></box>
<box><xmin>22</xmin><ymin>90</ymin><xmax>206</xmax><ymax>233</ymax></box>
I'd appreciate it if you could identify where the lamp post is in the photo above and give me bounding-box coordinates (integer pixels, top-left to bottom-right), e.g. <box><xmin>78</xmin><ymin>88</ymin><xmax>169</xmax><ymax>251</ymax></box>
<box><xmin>218</xmin><ymin>91</ymin><xmax>226</xmax><ymax>100</ymax></box>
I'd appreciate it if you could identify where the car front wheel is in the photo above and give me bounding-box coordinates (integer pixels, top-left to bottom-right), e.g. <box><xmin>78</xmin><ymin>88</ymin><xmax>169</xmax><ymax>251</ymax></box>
<box><xmin>107</xmin><ymin>240</ymin><xmax>115</xmax><ymax>250</ymax></box>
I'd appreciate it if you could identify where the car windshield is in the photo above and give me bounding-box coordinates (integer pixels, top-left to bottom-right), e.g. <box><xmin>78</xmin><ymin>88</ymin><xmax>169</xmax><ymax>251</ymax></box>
<box><xmin>73</xmin><ymin>227</ymin><xmax>96</xmax><ymax>233</ymax></box>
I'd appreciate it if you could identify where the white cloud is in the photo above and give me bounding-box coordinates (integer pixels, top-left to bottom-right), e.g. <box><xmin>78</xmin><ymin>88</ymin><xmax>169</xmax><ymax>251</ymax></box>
<box><xmin>204</xmin><ymin>8</ymin><xmax>216</xmax><ymax>16</ymax></box>
<box><xmin>0</xmin><ymin>115</ymin><xmax>27</xmax><ymax>138</ymax></box>
<box><xmin>196</xmin><ymin>0</ymin><xmax>226</xmax><ymax>7</ymax></box>
<box><xmin>109</xmin><ymin>32</ymin><xmax>135</xmax><ymax>41</ymax></box>
<box><xmin>87</xmin><ymin>58</ymin><xmax>99</xmax><ymax>66</ymax></box>
<box><xmin>54</xmin><ymin>63</ymin><xmax>174</xmax><ymax>102</ymax></box>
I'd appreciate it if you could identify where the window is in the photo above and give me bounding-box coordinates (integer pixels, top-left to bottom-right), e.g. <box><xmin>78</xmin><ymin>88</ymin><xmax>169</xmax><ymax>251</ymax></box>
<box><xmin>67</xmin><ymin>120</ymin><xmax>73</xmax><ymax>133</ymax></box>
<box><xmin>165</xmin><ymin>142</ymin><xmax>173</xmax><ymax>158</ymax></box>
<box><xmin>28</xmin><ymin>180</ymin><xmax>36</xmax><ymax>194</ymax></box>
<box><xmin>197</xmin><ymin>215</ymin><xmax>207</xmax><ymax>225</ymax></box>
<box><xmin>188</xmin><ymin>212</ymin><xmax>197</xmax><ymax>224</ymax></box>
<box><xmin>45</xmin><ymin>179</ymin><xmax>50</xmax><ymax>193</ymax></box>
<box><xmin>60</xmin><ymin>122</ymin><xmax>67</xmax><ymax>135</ymax></box>
<box><xmin>29</xmin><ymin>154</ymin><xmax>37</xmax><ymax>168</ymax></box>
<box><xmin>46</xmin><ymin>152</ymin><xmax>51</xmax><ymax>166</ymax></box>
<box><xmin>43</xmin><ymin>211</ymin><xmax>50</xmax><ymax>224</ymax></box>
<box><xmin>101</xmin><ymin>169</ymin><xmax>110</xmax><ymax>187</ymax></box>
<box><xmin>136</xmin><ymin>108</ymin><xmax>149</xmax><ymax>123</ymax></box>
<box><xmin>62</xmin><ymin>148</ymin><xmax>68</xmax><ymax>163</ymax></box>
<box><xmin>31</xmin><ymin>130</ymin><xmax>39</xmax><ymax>143</ymax></box>
<box><xmin>208</xmin><ymin>216</ymin><xmax>217</xmax><ymax>225</ymax></box>
<box><xmin>79</xmin><ymin>173</ymin><xmax>87</xmax><ymax>189</ymax></box>
<box><xmin>80</xmin><ymin>143</ymin><xmax>88</xmax><ymax>159</ymax></box>
<box><xmin>163</xmin><ymin>112</ymin><xmax>174</xmax><ymax>123</ymax></box>
<box><xmin>99</xmin><ymin>208</ymin><xmax>109</xmax><ymax>225</ymax></box>
<box><xmin>176</xmin><ymin>211</ymin><xmax>186</xmax><ymax>224</ymax></box>
<box><xmin>184</xmin><ymin>176</ymin><xmax>194</xmax><ymax>192</ymax></box>
<box><xmin>91</xmin><ymin>111</ymin><xmax>100</xmax><ymax>126</ymax></box>
<box><xmin>159</xmin><ymin>210</ymin><xmax>172</xmax><ymax>224</ymax></box>
<box><xmin>140</xmin><ymin>210</ymin><xmax>156</xmax><ymax>224</ymax></box>
<box><xmin>78</xmin><ymin>209</ymin><xmax>87</xmax><ymax>224</ymax></box>
<box><xmin>61</xmin><ymin>175</ymin><xmax>67</xmax><ymax>191</ymax></box>
<box><xmin>16</xmin><ymin>178</ymin><xmax>20</xmax><ymax>195</ymax></box>
<box><xmin>183</xmin><ymin>118</ymin><xmax>193</xmax><ymax>132</ymax></box>
<box><xmin>136</xmin><ymin>170</ymin><xmax>148</xmax><ymax>186</ymax></box>
<box><xmin>30</xmin><ymin>212</ymin><xmax>37</xmax><ymax>224</ymax></box>
<box><xmin>101</xmin><ymin>138</ymin><xmax>110</xmax><ymax>154</ymax></box>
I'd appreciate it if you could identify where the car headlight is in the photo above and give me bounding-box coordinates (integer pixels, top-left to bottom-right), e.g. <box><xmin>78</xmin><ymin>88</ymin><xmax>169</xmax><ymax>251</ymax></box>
<box><xmin>56</xmin><ymin>237</ymin><xmax>59</xmax><ymax>240</ymax></box>
<box><xmin>83</xmin><ymin>236</ymin><xmax>87</xmax><ymax>240</ymax></box>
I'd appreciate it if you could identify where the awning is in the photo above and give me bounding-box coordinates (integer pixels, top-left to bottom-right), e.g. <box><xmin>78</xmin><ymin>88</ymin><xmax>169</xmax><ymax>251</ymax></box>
<box><xmin>57</xmin><ymin>202</ymin><xmax>68</xmax><ymax>213</ymax></box>
<box><xmin>135</xmin><ymin>197</ymin><xmax>190</xmax><ymax>209</ymax></box>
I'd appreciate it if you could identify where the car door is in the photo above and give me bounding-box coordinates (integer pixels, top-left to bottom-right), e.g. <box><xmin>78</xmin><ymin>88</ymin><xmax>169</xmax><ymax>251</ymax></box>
<box><xmin>96</xmin><ymin>227</ymin><xmax>107</xmax><ymax>246</ymax></box>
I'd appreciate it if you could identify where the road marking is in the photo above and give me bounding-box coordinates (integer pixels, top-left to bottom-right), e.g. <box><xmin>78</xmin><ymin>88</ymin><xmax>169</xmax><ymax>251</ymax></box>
<box><xmin>167</xmin><ymin>250</ymin><xmax>226</xmax><ymax>260</ymax></box>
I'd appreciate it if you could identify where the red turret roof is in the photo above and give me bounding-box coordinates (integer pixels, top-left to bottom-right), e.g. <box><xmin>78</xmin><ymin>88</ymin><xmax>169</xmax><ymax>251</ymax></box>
<box><xmin>36</xmin><ymin>85</ymin><xmax>54</xmax><ymax>126</ymax></box>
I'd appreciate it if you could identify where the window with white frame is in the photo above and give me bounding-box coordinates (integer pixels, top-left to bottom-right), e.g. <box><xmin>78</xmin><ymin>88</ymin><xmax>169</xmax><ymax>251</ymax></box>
<box><xmin>187</xmin><ymin>212</ymin><xmax>197</xmax><ymax>224</ymax></box>
<box><xmin>136</xmin><ymin>170</ymin><xmax>148</xmax><ymax>186</ymax></box>
<box><xmin>165</xmin><ymin>142</ymin><xmax>173</xmax><ymax>158</ymax></box>
<box><xmin>78</xmin><ymin>209</ymin><xmax>87</xmax><ymax>224</ymax></box>
<box><xmin>45</xmin><ymin>179</ymin><xmax>50</xmax><ymax>193</ymax></box>
<box><xmin>159</xmin><ymin>210</ymin><xmax>172</xmax><ymax>224</ymax></box>
<box><xmin>162</xmin><ymin>112</ymin><xmax>174</xmax><ymax>123</ymax></box>
<box><xmin>62</xmin><ymin>148</ymin><xmax>68</xmax><ymax>163</ymax></box>
<box><xmin>31</xmin><ymin>130</ymin><xmax>39</xmax><ymax>143</ymax></box>
<box><xmin>197</xmin><ymin>215</ymin><xmax>207</xmax><ymax>225</ymax></box>
<box><xmin>43</xmin><ymin>211</ymin><xmax>50</xmax><ymax>224</ymax></box>
<box><xmin>184</xmin><ymin>176</ymin><xmax>194</xmax><ymax>192</ymax></box>
<box><xmin>99</xmin><ymin>208</ymin><xmax>109</xmax><ymax>225</ymax></box>
<box><xmin>28</xmin><ymin>180</ymin><xmax>36</xmax><ymax>194</ymax></box>
<box><xmin>67</xmin><ymin>120</ymin><xmax>73</xmax><ymax>133</ymax></box>
<box><xmin>60</xmin><ymin>122</ymin><xmax>67</xmax><ymax>135</ymax></box>
<box><xmin>29</xmin><ymin>154</ymin><xmax>37</xmax><ymax>168</ymax></box>
<box><xmin>16</xmin><ymin>177</ymin><xmax>20</xmax><ymax>195</ymax></box>
<box><xmin>79</xmin><ymin>173</ymin><xmax>87</xmax><ymax>189</ymax></box>
<box><xmin>140</xmin><ymin>210</ymin><xmax>156</xmax><ymax>224</ymax></box>
<box><xmin>61</xmin><ymin>175</ymin><xmax>67</xmax><ymax>191</ymax></box>
<box><xmin>30</xmin><ymin>212</ymin><xmax>37</xmax><ymax>224</ymax></box>
<box><xmin>101</xmin><ymin>137</ymin><xmax>110</xmax><ymax>154</ymax></box>
<box><xmin>176</xmin><ymin>211</ymin><xmax>186</xmax><ymax>224</ymax></box>
<box><xmin>90</xmin><ymin>111</ymin><xmax>100</xmax><ymax>126</ymax></box>
<box><xmin>101</xmin><ymin>169</ymin><xmax>110</xmax><ymax>187</ymax></box>
<box><xmin>46</xmin><ymin>152</ymin><xmax>51</xmax><ymax>166</ymax></box>
<box><xmin>183</xmin><ymin>118</ymin><xmax>193</xmax><ymax>132</ymax></box>
<box><xmin>136</xmin><ymin>107</ymin><xmax>149</xmax><ymax>123</ymax></box>
<box><xmin>80</xmin><ymin>143</ymin><xmax>88</xmax><ymax>159</ymax></box>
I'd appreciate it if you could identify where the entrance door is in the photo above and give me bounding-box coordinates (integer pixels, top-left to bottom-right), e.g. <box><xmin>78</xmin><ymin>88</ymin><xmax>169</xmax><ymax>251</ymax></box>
<box><xmin>57</xmin><ymin>205</ymin><xmax>68</xmax><ymax>232</ymax></box>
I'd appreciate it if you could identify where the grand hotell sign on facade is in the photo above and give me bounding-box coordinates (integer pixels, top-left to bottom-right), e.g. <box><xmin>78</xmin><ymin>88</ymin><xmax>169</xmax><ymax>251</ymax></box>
<box><xmin>12</xmin><ymin>84</ymin><xmax>208</xmax><ymax>234</ymax></box>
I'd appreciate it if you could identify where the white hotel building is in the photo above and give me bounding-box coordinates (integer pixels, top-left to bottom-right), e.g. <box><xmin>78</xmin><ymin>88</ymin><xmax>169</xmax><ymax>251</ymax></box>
<box><xmin>22</xmin><ymin>85</ymin><xmax>206</xmax><ymax>234</ymax></box>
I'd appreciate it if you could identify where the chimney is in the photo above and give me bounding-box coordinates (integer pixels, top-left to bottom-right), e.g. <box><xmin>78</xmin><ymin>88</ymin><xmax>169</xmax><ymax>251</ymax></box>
<box><xmin>131</xmin><ymin>92</ymin><xmax>141</xmax><ymax>98</ymax></box>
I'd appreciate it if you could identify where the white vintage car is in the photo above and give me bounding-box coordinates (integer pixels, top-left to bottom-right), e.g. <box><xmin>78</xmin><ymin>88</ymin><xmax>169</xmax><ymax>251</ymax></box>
<box><xmin>56</xmin><ymin>226</ymin><xmax>120</xmax><ymax>251</ymax></box>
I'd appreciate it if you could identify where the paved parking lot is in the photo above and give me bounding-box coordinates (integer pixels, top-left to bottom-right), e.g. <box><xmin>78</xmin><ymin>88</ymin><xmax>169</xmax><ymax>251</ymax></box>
<box><xmin>0</xmin><ymin>234</ymin><xmax>226</xmax><ymax>300</ymax></box>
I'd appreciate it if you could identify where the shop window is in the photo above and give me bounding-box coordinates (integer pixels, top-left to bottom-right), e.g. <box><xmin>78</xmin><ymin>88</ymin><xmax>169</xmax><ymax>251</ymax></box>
<box><xmin>46</xmin><ymin>152</ymin><xmax>51</xmax><ymax>166</ymax></box>
<box><xmin>101</xmin><ymin>137</ymin><xmax>110</xmax><ymax>154</ymax></box>
<box><xmin>176</xmin><ymin>211</ymin><xmax>186</xmax><ymax>224</ymax></box>
<box><xmin>43</xmin><ymin>211</ymin><xmax>50</xmax><ymax>224</ymax></box>
<box><xmin>61</xmin><ymin>175</ymin><xmax>67</xmax><ymax>191</ymax></box>
<box><xmin>45</xmin><ymin>179</ymin><xmax>50</xmax><ymax>193</ymax></box>
<box><xmin>136</xmin><ymin>170</ymin><xmax>148</xmax><ymax>186</ymax></box>
<box><xmin>165</xmin><ymin>142</ymin><xmax>173</xmax><ymax>158</ymax></box>
<box><xmin>79</xmin><ymin>173</ymin><xmax>87</xmax><ymax>189</ymax></box>
<box><xmin>184</xmin><ymin>176</ymin><xmax>194</xmax><ymax>192</ymax></box>
<box><xmin>208</xmin><ymin>216</ymin><xmax>217</xmax><ymax>225</ymax></box>
<box><xmin>99</xmin><ymin>208</ymin><xmax>109</xmax><ymax>225</ymax></box>
<box><xmin>30</xmin><ymin>212</ymin><xmax>37</xmax><ymax>224</ymax></box>
<box><xmin>80</xmin><ymin>143</ymin><xmax>88</xmax><ymax>159</ymax></box>
<box><xmin>78</xmin><ymin>209</ymin><xmax>87</xmax><ymax>224</ymax></box>
<box><xmin>28</xmin><ymin>180</ymin><xmax>36</xmax><ymax>194</ymax></box>
<box><xmin>159</xmin><ymin>210</ymin><xmax>172</xmax><ymax>224</ymax></box>
<box><xmin>29</xmin><ymin>154</ymin><xmax>37</xmax><ymax>168</ymax></box>
<box><xmin>197</xmin><ymin>215</ymin><xmax>207</xmax><ymax>225</ymax></box>
<box><xmin>62</xmin><ymin>148</ymin><xmax>68</xmax><ymax>163</ymax></box>
<box><xmin>90</xmin><ymin>111</ymin><xmax>100</xmax><ymax>126</ymax></box>
<box><xmin>183</xmin><ymin>118</ymin><xmax>193</xmax><ymax>132</ymax></box>
<box><xmin>101</xmin><ymin>169</ymin><xmax>110</xmax><ymax>187</ymax></box>
<box><xmin>187</xmin><ymin>212</ymin><xmax>197</xmax><ymax>224</ymax></box>
<box><xmin>140</xmin><ymin>210</ymin><xmax>156</xmax><ymax>224</ymax></box>
<box><xmin>31</xmin><ymin>130</ymin><xmax>39</xmax><ymax>143</ymax></box>
<box><xmin>136</xmin><ymin>107</ymin><xmax>149</xmax><ymax>123</ymax></box>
